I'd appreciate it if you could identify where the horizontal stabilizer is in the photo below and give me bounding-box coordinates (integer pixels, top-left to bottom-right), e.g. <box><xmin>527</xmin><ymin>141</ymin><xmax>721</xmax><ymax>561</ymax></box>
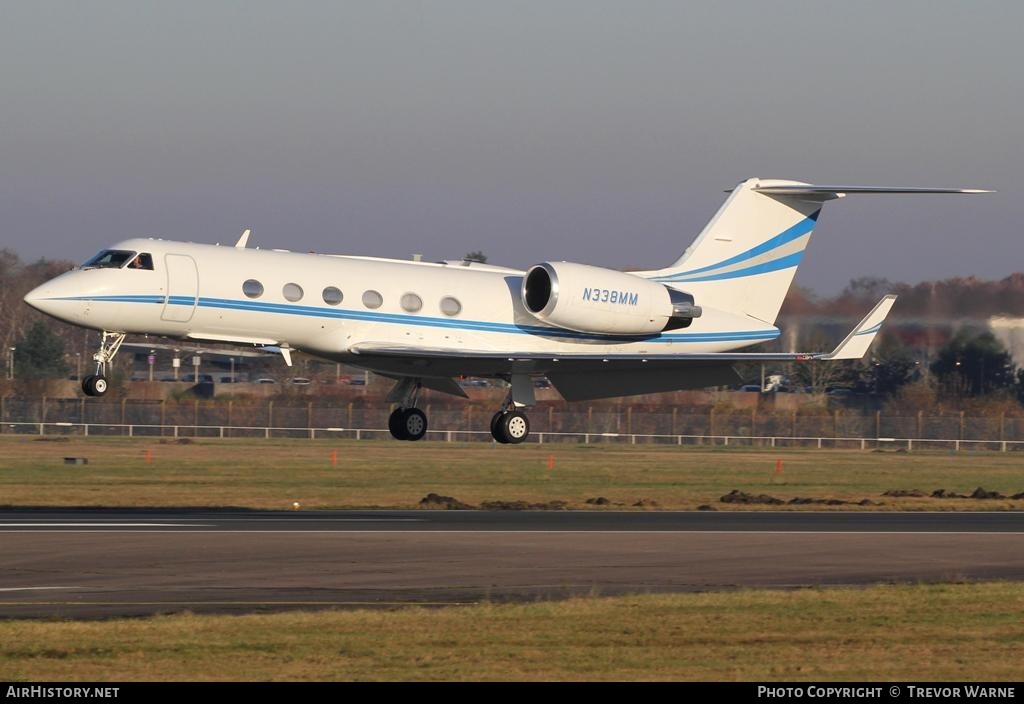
<box><xmin>751</xmin><ymin>185</ymin><xmax>992</xmax><ymax>201</ymax></box>
<box><xmin>820</xmin><ymin>295</ymin><xmax>897</xmax><ymax>360</ymax></box>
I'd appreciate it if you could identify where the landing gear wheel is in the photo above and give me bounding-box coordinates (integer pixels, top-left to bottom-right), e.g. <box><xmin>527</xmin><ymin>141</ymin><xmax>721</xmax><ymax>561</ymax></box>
<box><xmin>499</xmin><ymin>411</ymin><xmax>530</xmax><ymax>444</ymax></box>
<box><xmin>82</xmin><ymin>374</ymin><xmax>108</xmax><ymax>397</ymax></box>
<box><xmin>401</xmin><ymin>408</ymin><xmax>428</xmax><ymax>441</ymax></box>
<box><xmin>388</xmin><ymin>408</ymin><xmax>428</xmax><ymax>441</ymax></box>
<box><xmin>490</xmin><ymin>411</ymin><xmax>508</xmax><ymax>443</ymax></box>
<box><xmin>388</xmin><ymin>408</ymin><xmax>409</xmax><ymax>440</ymax></box>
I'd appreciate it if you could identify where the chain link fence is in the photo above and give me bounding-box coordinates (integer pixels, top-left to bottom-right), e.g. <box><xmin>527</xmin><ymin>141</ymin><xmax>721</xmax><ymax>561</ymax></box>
<box><xmin>3</xmin><ymin>396</ymin><xmax>1024</xmax><ymax>450</ymax></box>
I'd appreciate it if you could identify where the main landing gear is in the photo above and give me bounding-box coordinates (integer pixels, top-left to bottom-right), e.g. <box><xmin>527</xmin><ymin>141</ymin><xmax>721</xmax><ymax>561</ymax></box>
<box><xmin>82</xmin><ymin>331</ymin><xmax>125</xmax><ymax>397</ymax></box>
<box><xmin>386</xmin><ymin>378</ymin><xmax>429</xmax><ymax>441</ymax></box>
<box><xmin>384</xmin><ymin>374</ymin><xmax>536</xmax><ymax>443</ymax></box>
<box><xmin>490</xmin><ymin>409</ymin><xmax>530</xmax><ymax>444</ymax></box>
<box><xmin>388</xmin><ymin>407</ymin><xmax>428</xmax><ymax>441</ymax></box>
<box><xmin>489</xmin><ymin>374</ymin><xmax>535</xmax><ymax>444</ymax></box>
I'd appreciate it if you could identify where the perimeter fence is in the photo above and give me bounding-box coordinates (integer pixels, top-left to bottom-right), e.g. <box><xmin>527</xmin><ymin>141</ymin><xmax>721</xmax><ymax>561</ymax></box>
<box><xmin>2</xmin><ymin>396</ymin><xmax>1024</xmax><ymax>451</ymax></box>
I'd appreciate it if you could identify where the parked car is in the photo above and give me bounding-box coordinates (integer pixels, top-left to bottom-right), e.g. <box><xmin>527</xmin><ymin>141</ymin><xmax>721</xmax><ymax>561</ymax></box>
<box><xmin>255</xmin><ymin>377</ymin><xmax>277</xmax><ymax>384</ymax></box>
<box><xmin>181</xmin><ymin>373</ymin><xmax>213</xmax><ymax>383</ymax></box>
<box><xmin>825</xmin><ymin>386</ymin><xmax>855</xmax><ymax>396</ymax></box>
<box><xmin>289</xmin><ymin>377</ymin><xmax>312</xmax><ymax>385</ymax></box>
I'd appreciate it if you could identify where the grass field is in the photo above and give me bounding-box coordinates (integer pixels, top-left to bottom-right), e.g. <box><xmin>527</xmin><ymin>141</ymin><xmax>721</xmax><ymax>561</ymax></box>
<box><xmin>2</xmin><ymin>582</ymin><xmax>1023</xmax><ymax>681</ymax></box>
<box><xmin>1</xmin><ymin>436</ymin><xmax>1023</xmax><ymax>510</ymax></box>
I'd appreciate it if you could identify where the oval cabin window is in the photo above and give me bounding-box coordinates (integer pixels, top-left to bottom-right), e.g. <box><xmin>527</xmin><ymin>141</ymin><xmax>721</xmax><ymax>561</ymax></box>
<box><xmin>322</xmin><ymin>287</ymin><xmax>343</xmax><ymax>305</ymax></box>
<box><xmin>362</xmin><ymin>290</ymin><xmax>383</xmax><ymax>309</ymax></box>
<box><xmin>440</xmin><ymin>296</ymin><xmax>461</xmax><ymax>316</ymax></box>
<box><xmin>283</xmin><ymin>283</ymin><xmax>304</xmax><ymax>302</ymax></box>
<box><xmin>400</xmin><ymin>293</ymin><xmax>423</xmax><ymax>313</ymax></box>
<box><xmin>242</xmin><ymin>279</ymin><xmax>264</xmax><ymax>299</ymax></box>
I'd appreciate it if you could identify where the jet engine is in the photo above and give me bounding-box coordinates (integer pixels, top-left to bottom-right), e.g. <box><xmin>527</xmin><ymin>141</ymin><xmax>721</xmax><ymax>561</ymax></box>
<box><xmin>521</xmin><ymin>262</ymin><xmax>701</xmax><ymax>335</ymax></box>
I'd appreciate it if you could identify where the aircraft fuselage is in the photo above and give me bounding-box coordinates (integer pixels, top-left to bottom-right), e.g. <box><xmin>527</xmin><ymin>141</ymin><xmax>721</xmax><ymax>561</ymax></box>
<box><xmin>25</xmin><ymin>238</ymin><xmax>778</xmax><ymax>373</ymax></box>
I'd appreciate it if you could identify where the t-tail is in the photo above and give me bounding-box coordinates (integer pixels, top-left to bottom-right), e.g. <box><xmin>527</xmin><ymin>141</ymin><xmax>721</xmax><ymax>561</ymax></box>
<box><xmin>641</xmin><ymin>178</ymin><xmax>990</xmax><ymax>325</ymax></box>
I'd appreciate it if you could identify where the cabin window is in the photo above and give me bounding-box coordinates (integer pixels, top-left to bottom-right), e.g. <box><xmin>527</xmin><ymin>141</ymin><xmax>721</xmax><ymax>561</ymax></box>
<box><xmin>82</xmin><ymin>250</ymin><xmax>136</xmax><ymax>269</ymax></box>
<box><xmin>322</xmin><ymin>286</ymin><xmax>343</xmax><ymax>305</ymax></box>
<box><xmin>127</xmin><ymin>253</ymin><xmax>154</xmax><ymax>270</ymax></box>
<box><xmin>242</xmin><ymin>279</ymin><xmax>264</xmax><ymax>298</ymax></box>
<box><xmin>400</xmin><ymin>293</ymin><xmax>422</xmax><ymax>313</ymax></box>
<box><xmin>362</xmin><ymin>290</ymin><xmax>383</xmax><ymax>309</ymax></box>
<box><xmin>283</xmin><ymin>283</ymin><xmax>304</xmax><ymax>302</ymax></box>
<box><xmin>440</xmin><ymin>296</ymin><xmax>461</xmax><ymax>316</ymax></box>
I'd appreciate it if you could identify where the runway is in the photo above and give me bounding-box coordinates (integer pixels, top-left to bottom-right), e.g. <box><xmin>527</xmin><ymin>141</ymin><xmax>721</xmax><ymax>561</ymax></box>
<box><xmin>2</xmin><ymin>509</ymin><xmax>1023</xmax><ymax>618</ymax></box>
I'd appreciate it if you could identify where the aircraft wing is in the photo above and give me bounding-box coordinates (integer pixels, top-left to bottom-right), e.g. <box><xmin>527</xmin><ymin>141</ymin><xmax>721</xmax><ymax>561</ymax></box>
<box><xmin>121</xmin><ymin>341</ymin><xmax>275</xmax><ymax>358</ymax></box>
<box><xmin>349</xmin><ymin>296</ymin><xmax>896</xmax><ymax>400</ymax></box>
<box><xmin>350</xmin><ymin>296</ymin><xmax>897</xmax><ymax>365</ymax></box>
<box><xmin>817</xmin><ymin>295</ymin><xmax>896</xmax><ymax>360</ymax></box>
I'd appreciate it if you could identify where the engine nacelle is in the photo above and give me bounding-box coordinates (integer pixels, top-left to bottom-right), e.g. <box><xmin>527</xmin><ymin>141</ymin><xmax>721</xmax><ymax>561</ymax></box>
<box><xmin>522</xmin><ymin>262</ymin><xmax>700</xmax><ymax>335</ymax></box>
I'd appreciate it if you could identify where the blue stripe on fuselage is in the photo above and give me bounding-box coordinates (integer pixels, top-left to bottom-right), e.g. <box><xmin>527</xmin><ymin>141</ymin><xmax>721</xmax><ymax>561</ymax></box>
<box><xmin>47</xmin><ymin>295</ymin><xmax>779</xmax><ymax>345</ymax></box>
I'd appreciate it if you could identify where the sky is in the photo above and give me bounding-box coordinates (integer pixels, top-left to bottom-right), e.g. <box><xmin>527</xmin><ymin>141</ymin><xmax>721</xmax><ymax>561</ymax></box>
<box><xmin>1</xmin><ymin>1</ymin><xmax>1021</xmax><ymax>295</ymax></box>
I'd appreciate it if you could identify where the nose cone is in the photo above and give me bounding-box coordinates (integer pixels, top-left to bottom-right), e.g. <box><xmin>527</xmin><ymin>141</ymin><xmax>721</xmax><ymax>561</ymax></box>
<box><xmin>23</xmin><ymin>275</ymin><xmax>85</xmax><ymax>324</ymax></box>
<box><xmin>23</xmin><ymin>283</ymin><xmax>54</xmax><ymax>314</ymax></box>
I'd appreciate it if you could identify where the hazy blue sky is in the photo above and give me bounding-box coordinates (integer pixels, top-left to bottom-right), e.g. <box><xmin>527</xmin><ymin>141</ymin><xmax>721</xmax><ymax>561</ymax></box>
<box><xmin>1</xmin><ymin>1</ymin><xmax>1020</xmax><ymax>294</ymax></box>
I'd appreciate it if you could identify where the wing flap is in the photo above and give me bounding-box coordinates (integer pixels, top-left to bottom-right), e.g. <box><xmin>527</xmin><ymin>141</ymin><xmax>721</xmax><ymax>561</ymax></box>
<box><xmin>549</xmin><ymin>366</ymin><xmax>740</xmax><ymax>402</ymax></box>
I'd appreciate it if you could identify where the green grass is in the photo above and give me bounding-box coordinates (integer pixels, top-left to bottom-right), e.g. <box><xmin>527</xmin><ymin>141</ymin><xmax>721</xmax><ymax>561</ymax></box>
<box><xmin>2</xmin><ymin>583</ymin><xmax>1022</xmax><ymax>681</ymax></box>
<box><xmin>1</xmin><ymin>436</ymin><xmax>1023</xmax><ymax>510</ymax></box>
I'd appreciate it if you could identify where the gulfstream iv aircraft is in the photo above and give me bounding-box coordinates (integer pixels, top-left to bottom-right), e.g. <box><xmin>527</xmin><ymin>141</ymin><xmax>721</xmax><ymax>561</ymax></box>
<box><xmin>24</xmin><ymin>178</ymin><xmax>987</xmax><ymax>443</ymax></box>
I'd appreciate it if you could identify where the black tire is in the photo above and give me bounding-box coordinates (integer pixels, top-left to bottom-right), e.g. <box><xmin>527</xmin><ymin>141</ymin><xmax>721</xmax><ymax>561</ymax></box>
<box><xmin>388</xmin><ymin>408</ymin><xmax>409</xmax><ymax>440</ymax></box>
<box><xmin>82</xmin><ymin>375</ymin><xmax>97</xmax><ymax>396</ymax></box>
<box><xmin>402</xmin><ymin>408</ymin><xmax>428</xmax><ymax>441</ymax></box>
<box><xmin>500</xmin><ymin>411</ymin><xmax>530</xmax><ymax>444</ymax></box>
<box><xmin>490</xmin><ymin>411</ymin><xmax>507</xmax><ymax>442</ymax></box>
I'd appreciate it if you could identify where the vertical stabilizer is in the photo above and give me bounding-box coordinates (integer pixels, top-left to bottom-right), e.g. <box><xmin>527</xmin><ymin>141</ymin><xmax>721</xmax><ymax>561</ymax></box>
<box><xmin>643</xmin><ymin>178</ymin><xmax>825</xmax><ymax>324</ymax></box>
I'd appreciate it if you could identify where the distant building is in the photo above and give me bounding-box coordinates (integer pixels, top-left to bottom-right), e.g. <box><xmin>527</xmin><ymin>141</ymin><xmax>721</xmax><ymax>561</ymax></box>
<box><xmin>988</xmin><ymin>317</ymin><xmax>1024</xmax><ymax>368</ymax></box>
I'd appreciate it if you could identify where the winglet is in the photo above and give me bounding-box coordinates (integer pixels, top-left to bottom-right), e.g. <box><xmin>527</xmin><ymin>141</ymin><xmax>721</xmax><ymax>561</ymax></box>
<box><xmin>235</xmin><ymin>228</ymin><xmax>251</xmax><ymax>248</ymax></box>
<box><xmin>820</xmin><ymin>295</ymin><xmax>897</xmax><ymax>360</ymax></box>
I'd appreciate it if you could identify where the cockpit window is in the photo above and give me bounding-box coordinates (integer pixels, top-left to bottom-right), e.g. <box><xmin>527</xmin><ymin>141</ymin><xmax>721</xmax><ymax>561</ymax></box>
<box><xmin>127</xmin><ymin>253</ymin><xmax>154</xmax><ymax>270</ymax></box>
<box><xmin>82</xmin><ymin>250</ymin><xmax>137</xmax><ymax>269</ymax></box>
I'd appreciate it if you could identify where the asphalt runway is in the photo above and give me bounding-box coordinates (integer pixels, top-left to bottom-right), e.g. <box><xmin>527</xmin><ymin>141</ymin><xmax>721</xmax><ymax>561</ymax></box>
<box><xmin>2</xmin><ymin>509</ymin><xmax>1023</xmax><ymax>618</ymax></box>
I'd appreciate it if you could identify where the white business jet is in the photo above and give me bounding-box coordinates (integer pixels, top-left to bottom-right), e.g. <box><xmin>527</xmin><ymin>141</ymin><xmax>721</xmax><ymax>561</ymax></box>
<box><xmin>24</xmin><ymin>178</ymin><xmax>987</xmax><ymax>443</ymax></box>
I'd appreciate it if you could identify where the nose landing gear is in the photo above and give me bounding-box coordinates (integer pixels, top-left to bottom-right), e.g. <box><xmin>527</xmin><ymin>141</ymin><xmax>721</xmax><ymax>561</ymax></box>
<box><xmin>82</xmin><ymin>331</ymin><xmax>125</xmax><ymax>397</ymax></box>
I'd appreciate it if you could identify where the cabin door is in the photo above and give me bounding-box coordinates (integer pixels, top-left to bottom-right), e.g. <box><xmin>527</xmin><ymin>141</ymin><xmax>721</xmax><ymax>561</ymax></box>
<box><xmin>161</xmin><ymin>254</ymin><xmax>199</xmax><ymax>323</ymax></box>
